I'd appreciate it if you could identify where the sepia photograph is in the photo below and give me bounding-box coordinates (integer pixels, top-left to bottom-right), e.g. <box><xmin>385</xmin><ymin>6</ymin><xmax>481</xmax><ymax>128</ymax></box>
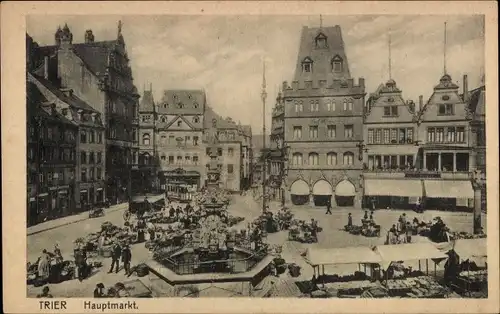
<box><xmin>2</xmin><ymin>1</ymin><xmax>499</xmax><ymax>313</ymax></box>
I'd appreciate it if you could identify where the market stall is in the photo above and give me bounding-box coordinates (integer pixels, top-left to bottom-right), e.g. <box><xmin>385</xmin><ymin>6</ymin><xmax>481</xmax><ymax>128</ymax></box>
<box><xmin>305</xmin><ymin>247</ymin><xmax>382</xmax><ymax>298</ymax></box>
<box><xmin>446</xmin><ymin>238</ymin><xmax>488</xmax><ymax>297</ymax></box>
<box><xmin>373</xmin><ymin>242</ymin><xmax>450</xmax><ymax>297</ymax></box>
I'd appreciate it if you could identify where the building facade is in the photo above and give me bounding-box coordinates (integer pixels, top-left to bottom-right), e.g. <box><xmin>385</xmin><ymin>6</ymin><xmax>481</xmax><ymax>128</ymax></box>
<box><xmin>362</xmin><ymin>79</ymin><xmax>420</xmax><ymax>209</ymax></box>
<box><xmin>27</xmin><ymin>78</ymin><xmax>77</xmax><ymax>226</ymax></box>
<box><xmin>268</xmin><ymin>90</ymin><xmax>286</xmax><ymax>202</ymax></box>
<box><xmin>238</xmin><ymin>124</ymin><xmax>253</xmax><ymax>191</ymax></box>
<box><xmin>282</xmin><ymin>25</ymin><xmax>366</xmax><ymax>208</ymax></box>
<box><xmin>468</xmin><ymin>84</ymin><xmax>486</xmax><ymax>211</ymax></box>
<box><xmin>32</xmin><ymin>23</ymin><xmax>140</xmax><ymax>205</ymax></box>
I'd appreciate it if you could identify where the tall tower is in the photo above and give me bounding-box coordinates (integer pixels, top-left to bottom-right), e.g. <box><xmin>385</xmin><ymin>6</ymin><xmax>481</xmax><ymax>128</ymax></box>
<box><xmin>261</xmin><ymin>60</ymin><xmax>268</xmax><ymax>212</ymax></box>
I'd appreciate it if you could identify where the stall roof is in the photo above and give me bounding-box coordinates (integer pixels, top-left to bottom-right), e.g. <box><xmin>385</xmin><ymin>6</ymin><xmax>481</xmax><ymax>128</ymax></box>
<box><xmin>305</xmin><ymin>247</ymin><xmax>382</xmax><ymax>266</ymax></box>
<box><xmin>374</xmin><ymin>242</ymin><xmax>448</xmax><ymax>262</ymax></box>
<box><xmin>452</xmin><ymin>238</ymin><xmax>487</xmax><ymax>259</ymax></box>
<box><xmin>131</xmin><ymin>194</ymin><xmax>164</xmax><ymax>203</ymax></box>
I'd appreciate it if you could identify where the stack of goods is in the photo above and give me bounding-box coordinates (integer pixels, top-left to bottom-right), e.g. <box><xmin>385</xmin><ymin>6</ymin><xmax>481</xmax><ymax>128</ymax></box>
<box><xmin>458</xmin><ymin>270</ymin><xmax>488</xmax><ymax>285</ymax></box>
<box><xmin>406</xmin><ymin>276</ymin><xmax>449</xmax><ymax>298</ymax></box>
<box><xmin>324</xmin><ymin>281</ymin><xmax>379</xmax><ymax>298</ymax></box>
<box><xmin>276</xmin><ymin>209</ymin><xmax>294</xmax><ymax>230</ymax></box>
<box><xmin>227</xmin><ymin>215</ymin><xmax>245</xmax><ymax>227</ymax></box>
<box><xmin>273</xmin><ymin>257</ymin><xmax>287</xmax><ymax>275</ymax></box>
<box><xmin>288</xmin><ymin>263</ymin><xmax>301</xmax><ymax>277</ymax></box>
<box><xmin>449</xmin><ymin>232</ymin><xmax>487</xmax><ymax>240</ymax></box>
<box><xmin>347</xmin><ymin>225</ymin><xmax>363</xmax><ymax>235</ymax></box>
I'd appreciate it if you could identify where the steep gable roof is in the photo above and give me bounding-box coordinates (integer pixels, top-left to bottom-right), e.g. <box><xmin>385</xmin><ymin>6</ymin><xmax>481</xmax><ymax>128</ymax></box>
<box><xmin>140</xmin><ymin>89</ymin><xmax>155</xmax><ymax>112</ymax></box>
<box><xmin>72</xmin><ymin>40</ymin><xmax>116</xmax><ymax>76</ymax></box>
<box><xmin>468</xmin><ymin>86</ymin><xmax>485</xmax><ymax>116</ymax></box>
<box><xmin>163</xmin><ymin>115</ymin><xmax>197</xmax><ymax>130</ymax></box>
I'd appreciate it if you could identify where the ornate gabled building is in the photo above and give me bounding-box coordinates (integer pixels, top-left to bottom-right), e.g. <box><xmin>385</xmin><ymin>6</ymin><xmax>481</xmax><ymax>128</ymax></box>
<box><xmin>282</xmin><ymin>25</ymin><xmax>366</xmax><ymax>208</ymax></box>
<box><xmin>237</xmin><ymin>124</ymin><xmax>253</xmax><ymax>191</ymax></box>
<box><xmin>362</xmin><ymin>79</ymin><xmax>421</xmax><ymax>209</ymax></box>
<box><xmin>30</xmin><ymin>22</ymin><xmax>140</xmax><ymax>205</ymax></box>
<box><xmin>268</xmin><ymin>90</ymin><xmax>286</xmax><ymax>202</ymax></box>
<box><xmin>415</xmin><ymin>73</ymin><xmax>475</xmax><ymax>209</ymax></box>
<box><xmin>143</xmin><ymin>89</ymin><xmax>207</xmax><ymax>191</ymax></box>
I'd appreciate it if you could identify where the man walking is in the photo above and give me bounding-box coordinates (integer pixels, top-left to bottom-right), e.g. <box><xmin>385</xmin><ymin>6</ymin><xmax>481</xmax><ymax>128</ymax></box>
<box><xmin>108</xmin><ymin>241</ymin><xmax>121</xmax><ymax>274</ymax></box>
<box><xmin>325</xmin><ymin>199</ymin><xmax>332</xmax><ymax>215</ymax></box>
<box><xmin>121</xmin><ymin>243</ymin><xmax>132</xmax><ymax>275</ymax></box>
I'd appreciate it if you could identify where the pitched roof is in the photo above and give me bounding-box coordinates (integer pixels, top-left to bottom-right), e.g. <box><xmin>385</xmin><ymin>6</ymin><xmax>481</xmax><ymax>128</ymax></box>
<box><xmin>157</xmin><ymin>90</ymin><xmax>205</xmax><ymax>115</ymax></box>
<box><xmin>140</xmin><ymin>89</ymin><xmax>155</xmax><ymax>112</ymax></box>
<box><xmin>27</xmin><ymin>81</ymin><xmax>75</xmax><ymax>126</ymax></box>
<box><xmin>163</xmin><ymin>114</ymin><xmax>197</xmax><ymax>130</ymax></box>
<box><xmin>72</xmin><ymin>40</ymin><xmax>116</xmax><ymax>76</ymax></box>
<box><xmin>468</xmin><ymin>86</ymin><xmax>485</xmax><ymax>116</ymax></box>
<box><xmin>293</xmin><ymin>25</ymin><xmax>351</xmax><ymax>82</ymax></box>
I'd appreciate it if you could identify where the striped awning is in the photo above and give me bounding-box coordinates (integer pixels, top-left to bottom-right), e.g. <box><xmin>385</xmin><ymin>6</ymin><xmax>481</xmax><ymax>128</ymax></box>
<box><xmin>364</xmin><ymin>179</ymin><xmax>423</xmax><ymax>197</ymax></box>
<box><xmin>424</xmin><ymin>180</ymin><xmax>474</xmax><ymax>199</ymax></box>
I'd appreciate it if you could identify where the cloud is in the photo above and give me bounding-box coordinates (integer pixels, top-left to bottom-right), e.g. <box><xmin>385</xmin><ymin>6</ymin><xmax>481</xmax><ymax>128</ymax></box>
<box><xmin>27</xmin><ymin>15</ymin><xmax>484</xmax><ymax>133</ymax></box>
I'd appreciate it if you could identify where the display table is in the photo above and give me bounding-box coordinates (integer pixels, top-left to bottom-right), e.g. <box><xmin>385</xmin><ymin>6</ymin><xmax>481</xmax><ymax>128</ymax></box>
<box><xmin>387</xmin><ymin>276</ymin><xmax>447</xmax><ymax>298</ymax></box>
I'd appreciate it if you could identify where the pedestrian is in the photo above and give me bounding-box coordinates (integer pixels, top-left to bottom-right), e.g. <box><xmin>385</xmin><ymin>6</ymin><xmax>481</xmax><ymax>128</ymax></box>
<box><xmin>121</xmin><ymin>244</ymin><xmax>132</xmax><ymax>275</ymax></box>
<box><xmin>347</xmin><ymin>213</ymin><xmax>353</xmax><ymax>227</ymax></box>
<box><xmin>53</xmin><ymin>244</ymin><xmax>63</xmax><ymax>264</ymax></box>
<box><xmin>369</xmin><ymin>211</ymin><xmax>374</xmax><ymax>223</ymax></box>
<box><xmin>74</xmin><ymin>246</ymin><xmax>88</xmax><ymax>281</ymax></box>
<box><xmin>325</xmin><ymin>199</ymin><xmax>332</xmax><ymax>215</ymax></box>
<box><xmin>415</xmin><ymin>197</ymin><xmax>422</xmax><ymax>213</ymax></box>
<box><xmin>405</xmin><ymin>222</ymin><xmax>412</xmax><ymax>243</ymax></box>
<box><xmin>37</xmin><ymin>286</ymin><xmax>53</xmax><ymax>298</ymax></box>
<box><xmin>37</xmin><ymin>250</ymin><xmax>51</xmax><ymax>283</ymax></box>
<box><xmin>310</xmin><ymin>219</ymin><xmax>318</xmax><ymax>242</ymax></box>
<box><xmin>108</xmin><ymin>241</ymin><xmax>121</xmax><ymax>274</ymax></box>
<box><xmin>94</xmin><ymin>283</ymin><xmax>105</xmax><ymax>298</ymax></box>
<box><xmin>363</xmin><ymin>210</ymin><xmax>369</xmax><ymax>220</ymax></box>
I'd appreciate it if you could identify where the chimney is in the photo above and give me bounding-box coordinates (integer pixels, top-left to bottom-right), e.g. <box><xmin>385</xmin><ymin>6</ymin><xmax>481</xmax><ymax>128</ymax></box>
<box><xmin>418</xmin><ymin>95</ymin><xmax>423</xmax><ymax>110</ymax></box>
<box><xmin>84</xmin><ymin>30</ymin><xmax>94</xmax><ymax>44</ymax></box>
<box><xmin>44</xmin><ymin>56</ymin><xmax>49</xmax><ymax>79</ymax></box>
<box><xmin>463</xmin><ymin>74</ymin><xmax>469</xmax><ymax>102</ymax></box>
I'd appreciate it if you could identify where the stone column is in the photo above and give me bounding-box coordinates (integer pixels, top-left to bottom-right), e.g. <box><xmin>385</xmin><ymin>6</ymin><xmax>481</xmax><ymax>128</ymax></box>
<box><xmin>437</xmin><ymin>153</ymin><xmax>442</xmax><ymax>171</ymax></box>
<box><xmin>453</xmin><ymin>153</ymin><xmax>457</xmax><ymax>172</ymax></box>
<box><xmin>469</xmin><ymin>151</ymin><xmax>477</xmax><ymax>171</ymax></box>
<box><xmin>309</xmin><ymin>192</ymin><xmax>314</xmax><ymax>206</ymax></box>
<box><xmin>423</xmin><ymin>153</ymin><xmax>427</xmax><ymax>170</ymax></box>
<box><xmin>330</xmin><ymin>194</ymin><xmax>337</xmax><ymax>207</ymax></box>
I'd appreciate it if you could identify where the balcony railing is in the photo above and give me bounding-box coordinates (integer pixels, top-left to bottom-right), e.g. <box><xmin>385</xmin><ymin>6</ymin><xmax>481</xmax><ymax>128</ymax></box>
<box><xmin>363</xmin><ymin>168</ymin><xmax>471</xmax><ymax>180</ymax></box>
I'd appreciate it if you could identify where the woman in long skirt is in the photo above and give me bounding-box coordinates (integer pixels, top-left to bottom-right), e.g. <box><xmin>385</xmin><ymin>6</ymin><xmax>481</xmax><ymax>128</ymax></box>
<box><xmin>38</xmin><ymin>249</ymin><xmax>51</xmax><ymax>282</ymax></box>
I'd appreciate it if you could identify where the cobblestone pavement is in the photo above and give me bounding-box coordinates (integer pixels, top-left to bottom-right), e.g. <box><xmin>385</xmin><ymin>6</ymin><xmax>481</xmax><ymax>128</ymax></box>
<box><xmin>27</xmin><ymin>195</ymin><xmax>487</xmax><ymax>297</ymax></box>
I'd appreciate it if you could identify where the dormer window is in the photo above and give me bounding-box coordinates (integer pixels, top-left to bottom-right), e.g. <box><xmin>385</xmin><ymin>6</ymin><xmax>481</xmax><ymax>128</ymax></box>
<box><xmin>177</xmin><ymin>120</ymin><xmax>182</xmax><ymax>127</ymax></box>
<box><xmin>315</xmin><ymin>32</ymin><xmax>328</xmax><ymax>49</ymax></box>
<box><xmin>332</xmin><ymin>55</ymin><xmax>343</xmax><ymax>73</ymax></box>
<box><xmin>302</xmin><ymin>57</ymin><xmax>313</xmax><ymax>73</ymax></box>
<box><xmin>161</xmin><ymin>116</ymin><xmax>167</xmax><ymax>123</ymax></box>
<box><xmin>177</xmin><ymin>103</ymin><xmax>184</xmax><ymax>109</ymax></box>
<box><xmin>193</xmin><ymin>116</ymin><xmax>200</xmax><ymax>123</ymax></box>
<box><xmin>194</xmin><ymin>102</ymin><xmax>199</xmax><ymax>109</ymax></box>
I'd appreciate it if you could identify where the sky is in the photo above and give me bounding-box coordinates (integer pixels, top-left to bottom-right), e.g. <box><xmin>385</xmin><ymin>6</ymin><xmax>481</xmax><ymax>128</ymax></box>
<box><xmin>27</xmin><ymin>15</ymin><xmax>485</xmax><ymax>134</ymax></box>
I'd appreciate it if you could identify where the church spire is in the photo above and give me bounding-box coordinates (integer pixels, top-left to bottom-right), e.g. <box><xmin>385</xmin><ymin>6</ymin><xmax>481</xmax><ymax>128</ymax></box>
<box><xmin>443</xmin><ymin>21</ymin><xmax>447</xmax><ymax>75</ymax></box>
<box><xmin>320</xmin><ymin>14</ymin><xmax>323</xmax><ymax>29</ymax></box>
<box><xmin>388</xmin><ymin>30</ymin><xmax>392</xmax><ymax>80</ymax></box>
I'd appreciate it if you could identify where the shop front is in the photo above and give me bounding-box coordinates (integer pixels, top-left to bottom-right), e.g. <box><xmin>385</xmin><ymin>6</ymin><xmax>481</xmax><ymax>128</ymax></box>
<box><xmin>162</xmin><ymin>168</ymin><xmax>201</xmax><ymax>192</ymax></box>
<box><xmin>80</xmin><ymin>189</ymin><xmax>89</xmax><ymax>211</ymax></box>
<box><xmin>363</xmin><ymin>179</ymin><xmax>423</xmax><ymax>210</ymax></box>
<box><xmin>423</xmin><ymin>180</ymin><xmax>474</xmax><ymax>211</ymax></box>
<box><xmin>334</xmin><ymin>180</ymin><xmax>356</xmax><ymax>207</ymax></box>
<box><xmin>290</xmin><ymin>179</ymin><xmax>309</xmax><ymax>206</ymax></box>
<box><xmin>312</xmin><ymin>180</ymin><xmax>333</xmax><ymax>207</ymax></box>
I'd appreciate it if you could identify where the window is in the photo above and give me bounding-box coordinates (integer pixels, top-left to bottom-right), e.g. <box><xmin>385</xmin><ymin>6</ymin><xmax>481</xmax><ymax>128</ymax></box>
<box><xmin>80</xmin><ymin>152</ymin><xmax>87</xmax><ymax>164</ymax></box>
<box><xmin>327</xmin><ymin>100</ymin><xmax>336</xmax><ymax>111</ymax></box>
<box><xmin>316</xmin><ymin>34</ymin><xmax>327</xmax><ymax>48</ymax></box>
<box><xmin>185</xmin><ymin>155</ymin><xmax>191</xmax><ymax>164</ymax></box>
<box><xmin>309</xmin><ymin>126</ymin><xmax>318</xmax><ymax>139</ymax></box>
<box><xmin>333</xmin><ymin>59</ymin><xmax>343</xmax><ymax>72</ymax></box>
<box><xmin>383</xmin><ymin>129</ymin><xmax>390</xmax><ymax>144</ymax></box>
<box><xmin>399</xmin><ymin>128</ymin><xmax>407</xmax><ymax>144</ymax></box>
<box><xmin>406</xmin><ymin>128</ymin><xmax>413</xmax><ymax>143</ymax></box>
<box><xmin>343</xmin><ymin>100</ymin><xmax>347</xmax><ymax>111</ymax></box>
<box><xmin>97</xmin><ymin>152</ymin><xmax>102</xmax><ymax>163</ymax></box>
<box><xmin>343</xmin><ymin>152</ymin><xmax>354</xmax><ymax>165</ymax></box>
<box><xmin>308</xmin><ymin>153</ymin><xmax>319</xmax><ymax>166</ymax></box>
<box><xmin>89</xmin><ymin>152</ymin><xmax>95</xmax><ymax>163</ymax></box>
<box><xmin>89</xmin><ymin>131</ymin><xmax>95</xmax><ymax>143</ymax></box>
<box><xmin>438</xmin><ymin>104</ymin><xmax>454</xmax><ymax>115</ymax></box>
<box><xmin>447</xmin><ymin>127</ymin><xmax>455</xmax><ymax>142</ymax></box>
<box><xmin>177</xmin><ymin>120</ymin><xmax>182</xmax><ymax>127</ymax></box>
<box><xmin>293</xmin><ymin>126</ymin><xmax>302</xmax><ymax>139</ymax></box>
<box><xmin>217</xmin><ymin>148</ymin><xmax>223</xmax><ymax>156</ymax></box>
<box><xmin>168</xmin><ymin>156</ymin><xmax>174</xmax><ymax>164</ymax></box>
<box><xmin>294</xmin><ymin>101</ymin><xmax>303</xmax><ymax>113</ymax></box>
<box><xmin>327</xmin><ymin>125</ymin><xmax>336</xmax><ymax>138</ymax></box>
<box><xmin>161</xmin><ymin>135</ymin><xmax>167</xmax><ymax>145</ymax></box>
<box><xmin>193</xmin><ymin>136</ymin><xmax>199</xmax><ymax>146</ymax></box>
<box><xmin>81</xmin><ymin>168</ymin><xmax>87</xmax><ymax>182</ymax></box>
<box><xmin>177</xmin><ymin>156</ymin><xmax>182</xmax><ymax>164</ymax></box>
<box><xmin>344</xmin><ymin>125</ymin><xmax>353</xmax><ymax>138</ymax></box>
<box><xmin>367</xmin><ymin>129</ymin><xmax>374</xmax><ymax>144</ymax></box>
<box><xmin>142</xmin><ymin>133</ymin><xmax>150</xmax><ymax>145</ymax></box>
<box><xmin>110</xmin><ymin>127</ymin><xmax>116</xmax><ymax>138</ymax></box>
<box><xmin>161</xmin><ymin>155</ymin><xmax>166</xmax><ymax>161</ymax></box>
<box><xmin>96</xmin><ymin>168</ymin><xmax>102</xmax><ymax>180</ymax></box>
<box><xmin>161</xmin><ymin>116</ymin><xmax>167</xmax><ymax>123</ymax></box>
<box><xmin>375</xmin><ymin>129</ymin><xmax>382</xmax><ymax>144</ymax></box>
<box><xmin>228</xmin><ymin>148</ymin><xmax>234</xmax><ymax>157</ymax></box>
<box><xmin>193</xmin><ymin>116</ymin><xmax>200</xmax><ymax>123</ymax></box>
<box><xmin>169</xmin><ymin>135</ymin><xmax>175</xmax><ymax>144</ymax></box>
<box><xmin>303</xmin><ymin>63</ymin><xmax>312</xmax><ymax>73</ymax></box>
<box><xmin>227</xmin><ymin>164</ymin><xmax>234</xmax><ymax>174</ymax></box>
<box><xmin>326</xmin><ymin>152</ymin><xmax>337</xmax><ymax>165</ymax></box>
<box><xmin>456</xmin><ymin>127</ymin><xmax>465</xmax><ymax>142</ymax></box>
<box><xmin>384</xmin><ymin>106</ymin><xmax>398</xmax><ymax>116</ymax></box>
<box><xmin>347</xmin><ymin>100</ymin><xmax>353</xmax><ymax>111</ymax></box>
<box><xmin>193</xmin><ymin>155</ymin><xmax>199</xmax><ymax>164</ymax></box>
<box><xmin>89</xmin><ymin>168</ymin><xmax>94</xmax><ymax>181</ymax></box>
<box><xmin>141</xmin><ymin>115</ymin><xmax>151</xmax><ymax>123</ymax></box>
<box><xmin>292</xmin><ymin>153</ymin><xmax>303</xmax><ymax>165</ymax></box>
<box><xmin>427</xmin><ymin>128</ymin><xmax>436</xmax><ymax>142</ymax></box>
<box><xmin>436</xmin><ymin>128</ymin><xmax>444</xmax><ymax>142</ymax></box>
<box><xmin>194</xmin><ymin>102</ymin><xmax>199</xmax><ymax>109</ymax></box>
<box><xmin>310</xmin><ymin>100</ymin><xmax>319</xmax><ymax>112</ymax></box>
<box><xmin>80</xmin><ymin>130</ymin><xmax>87</xmax><ymax>143</ymax></box>
<box><xmin>97</xmin><ymin>131</ymin><xmax>103</xmax><ymax>143</ymax></box>
<box><xmin>390</xmin><ymin>129</ymin><xmax>397</xmax><ymax>143</ymax></box>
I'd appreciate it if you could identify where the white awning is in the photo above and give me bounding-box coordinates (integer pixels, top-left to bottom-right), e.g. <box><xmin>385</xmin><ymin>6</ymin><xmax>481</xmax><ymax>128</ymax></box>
<box><xmin>335</xmin><ymin>180</ymin><xmax>356</xmax><ymax>197</ymax></box>
<box><xmin>424</xmin><ymin>180</ymin><xmax>474</xmax><ymax>199</ymax></box>
<box><xmin>312</xmin><ymin>180</ymin><xmax>332</xmax><ymax>195</ymax></box>
<box><xmin>290</xmin><ymin>180</ymin><xmax>309</xmax><ymax>195</ymax></box>
<box><xmin>96</xmin><ymin>188</ymin><xmax>103</xmax><ymax>191</ymax></box>
<box><xmin>80</xmin><ymin>190</ymin><xmax>88</xmax><ymax>193</ymax></box>
<box><xmin>58</xmin><ymin>190</ymin><xmax>68</xmax><ymax>194</ymax></box>
<box><xmin>305</xmin><ymin>247</ymin><xmax>381</xmax><ymax>266</ymax></box>
<box><xmin>452</xmin><ymin>238</ymin><xmax>487</xmax><ymax>259</ymax></box>
<box><xmin>364</xmin><ymin>179</ymin><xmax>423</xmax><ymax>197</ymax></box>
<box><xmin>29</xmin><ymin>197</ymin><xmax>36</xmax><ymax>202</ymax></box>
<box><xmin>38</xmin><ymin>193</ymin><xmax>48</xmax><ymax>197</ymax></box>
<box><xmin>374</xmin><ymin>242</ymin><xmax>448</xmax><ymax>264</ymax></box>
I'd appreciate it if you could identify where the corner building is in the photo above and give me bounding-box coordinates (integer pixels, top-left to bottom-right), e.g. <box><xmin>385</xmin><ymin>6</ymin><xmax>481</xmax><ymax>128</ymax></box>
<box><xmin>282</xmin><ymin>25</ymin><xmax>366</xmax><ymax>208</ymax></box>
